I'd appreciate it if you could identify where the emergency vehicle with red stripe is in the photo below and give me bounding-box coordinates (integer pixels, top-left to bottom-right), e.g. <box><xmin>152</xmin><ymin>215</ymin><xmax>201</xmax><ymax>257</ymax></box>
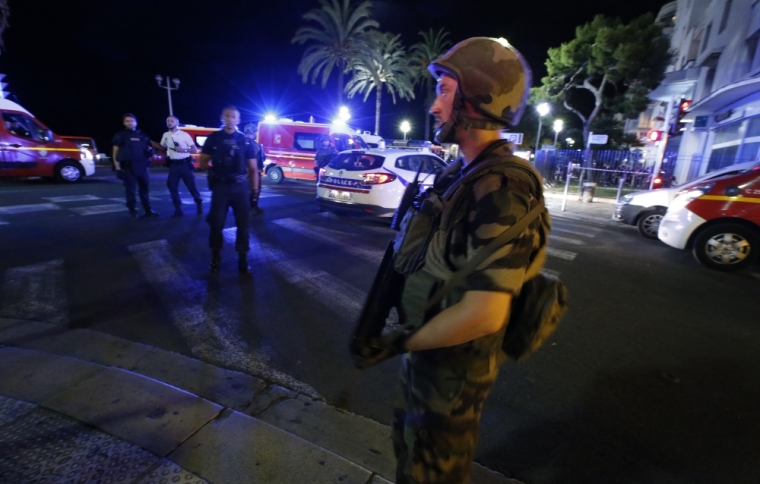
<box><xmin>255</xmin><ymin>118</ymin><xmax>368</xmax><ymax>184</ymax></box>
<box><xmin>0</xmin><ymin>99</ymin><xmax>95</xmax><ymax>183</ymax></box>
<box><xmin>658</xmin><ymin>162</ymin><xmax>760</xmax><ymax>271</ymax></box>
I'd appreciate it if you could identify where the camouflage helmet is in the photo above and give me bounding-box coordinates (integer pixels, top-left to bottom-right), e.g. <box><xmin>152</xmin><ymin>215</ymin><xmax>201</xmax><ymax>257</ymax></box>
<box><xmin>428</xmin><ymin>37</ymin><xmax>532</xmax><ymax>127</ymax></box>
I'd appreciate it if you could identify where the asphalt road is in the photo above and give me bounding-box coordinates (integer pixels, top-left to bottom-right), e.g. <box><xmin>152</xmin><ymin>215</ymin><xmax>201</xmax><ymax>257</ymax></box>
<box><xmin>1</xmin><ymin>166</ymin><xmax>759</xmax><ymax>484</ymax></box>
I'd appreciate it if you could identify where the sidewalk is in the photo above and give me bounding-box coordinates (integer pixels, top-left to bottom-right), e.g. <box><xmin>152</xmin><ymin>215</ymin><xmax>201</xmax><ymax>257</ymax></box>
<box><xmin>543</xmin><ymin>192</ymin><xmax>619</xmax><ymax>226</ymax></box>
<box><xmin>0</xmin><ymin>318</ymin><xmax>521</xmax><ymax>484</ymax></box>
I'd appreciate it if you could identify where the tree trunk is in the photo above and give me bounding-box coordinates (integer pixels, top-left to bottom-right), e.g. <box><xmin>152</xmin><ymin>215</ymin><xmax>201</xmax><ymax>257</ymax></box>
<box><xmin>375</xmin><ymin>84</ymin><xmax>382</xmax><ymax>136</ymax></box>
<box><xmin>337</xmin><ymin>64</ymin><xmax>344</xmax><ymax>105</ymax></box>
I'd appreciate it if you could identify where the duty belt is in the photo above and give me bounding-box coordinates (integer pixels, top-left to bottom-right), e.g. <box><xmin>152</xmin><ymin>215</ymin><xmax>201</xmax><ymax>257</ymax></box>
<box><xmin>169</xmin><ymin>157</ymin><xmax>192</xmax><ymax>164</ymax></box>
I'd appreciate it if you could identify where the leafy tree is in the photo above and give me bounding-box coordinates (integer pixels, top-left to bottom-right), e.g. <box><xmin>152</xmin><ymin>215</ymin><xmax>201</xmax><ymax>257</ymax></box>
<box><xmin>292</xmin><ymin>0</ymin><xmax>379</xmax><ymax>104</ymax></box>
<box><xmin>409</xmin><ymin>28</ymin><xmax>451</xmax><ymax>140</ymax></box>
<box><xmin>345</xmin><ymin>31</ymin><xmax>415</xmax><ymax>136</ymax></box>
<box><xmin>535</xmin><ymin>13</ymin><xmax>671</xmax><ymax>145</ymax></box>
<box><xmin>0</xmin><ymin>0</ymin><xmax>9</xmax><ymax>53</ymax></box>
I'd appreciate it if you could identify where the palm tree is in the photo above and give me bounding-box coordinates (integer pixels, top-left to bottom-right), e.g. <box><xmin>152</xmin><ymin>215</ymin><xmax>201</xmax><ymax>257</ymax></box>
<box><xmin>291</xmin><ymin>0</ymin><xmax>378</xmax><ymax>104</ymax></box>
<box><xmin>0</xmin><ymin>0</ymin><xmax>10</xmax><ymax>53</ymax></box>
<box><xmin>409</xmin><ymin>28</ymin><xmax>451</xmax><ymax>141</ymax></box>
<box><xmin>345</xmin><ymin>31</ymin><xmax>415</xmax><ymax>136</ymax></box>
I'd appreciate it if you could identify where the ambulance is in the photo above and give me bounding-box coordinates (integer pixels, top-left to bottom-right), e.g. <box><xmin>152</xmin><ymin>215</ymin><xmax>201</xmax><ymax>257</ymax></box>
<box><xmin>0</xmin><ymin>99</ymin><xmax>95</xmax><ymax>183</ymax></box>
<box><xmin>658</xmin><ymin>162</ymin><xmax>760</xmax><ymax>271</ymax></box>
<box><xmin>256</xmin><ymin>118</ymin><xmax>368</xmax><ymax>183</ymax></box>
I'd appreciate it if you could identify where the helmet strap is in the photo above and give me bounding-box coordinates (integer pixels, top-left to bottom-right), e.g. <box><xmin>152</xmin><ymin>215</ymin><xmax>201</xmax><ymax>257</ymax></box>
<box><xmin>434</xmin><ymin>92</ymin><xmax>505</xmax><ymax>143</ymax></box>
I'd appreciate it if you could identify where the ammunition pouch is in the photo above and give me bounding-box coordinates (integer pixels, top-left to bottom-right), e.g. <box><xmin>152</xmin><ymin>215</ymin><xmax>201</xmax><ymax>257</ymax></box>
<box><xmin>392</xmin><ymin>194</ymin><xmax>444</xmax><ymax>276</ymax></box>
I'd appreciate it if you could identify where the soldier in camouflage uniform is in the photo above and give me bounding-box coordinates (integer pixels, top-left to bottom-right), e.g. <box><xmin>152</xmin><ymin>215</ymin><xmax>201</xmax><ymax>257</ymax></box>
<box><xmin>385</xmin><ymin>38</ymin><xmax>551</xmax><ymax>483</ymax></box>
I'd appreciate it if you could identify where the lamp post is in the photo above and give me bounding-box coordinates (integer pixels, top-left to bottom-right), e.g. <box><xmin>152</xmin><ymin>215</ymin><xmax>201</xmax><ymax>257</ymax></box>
<box><xmin>553</xmin><ymin>119</ymin><xmax>564</xmax><ymax>148</ymax></box>
<box><xmin>400</xmin><ymin>120</ymin><xmax>410</xmax><ymax>141</ymax></box>
<box><xmin>534</xmin><ymin>103</ymin><xmax>550</xmax><ymax>160</ymax></box>
<box><xmin>155</xmin><ymin>75</ymin><xmax>180</xmax><ymax>117</ymax></box>
<box><xmin>566</xmin><ymin>137</ymin><xmax>575</xmax><ymax>148</ymax></box>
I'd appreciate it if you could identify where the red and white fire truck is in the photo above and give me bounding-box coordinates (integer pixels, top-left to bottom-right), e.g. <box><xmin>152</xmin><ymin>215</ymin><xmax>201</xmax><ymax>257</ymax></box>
<box><xmin>256</xmin><ymin>119</ymin><xmax>368</xmax><ymax>183</ymax></box>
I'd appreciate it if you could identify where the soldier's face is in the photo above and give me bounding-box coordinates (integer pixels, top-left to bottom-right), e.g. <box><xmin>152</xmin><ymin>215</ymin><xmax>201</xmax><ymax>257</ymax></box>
<box><xmin>166</xmin><ymin>117</ymin><xmax>178</xmax><ymax>129</ymax></box>
<box><xmin>123</xmin><ymin>117</ymin><xmax>137</xmax><ymax>130</ymax></box>
<box><xmin>430</xmin><ymin>75</ymin><xmax>457</xmax><ymax>130</ymax></box>
<box><xmin>221</xmin><ymin>109</ymin><xmax>240</xmax><ymax>129</ymax></box>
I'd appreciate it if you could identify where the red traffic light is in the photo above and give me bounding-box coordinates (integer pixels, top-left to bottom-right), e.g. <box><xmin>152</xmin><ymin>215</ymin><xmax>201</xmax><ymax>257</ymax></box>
<box><xmin>679</xmin><ymin>100</ymin><xmax>692</xmax><ymax>111</ymax></box>
<box><xmin>648</xmin><ymin>130</ymin><xmax>663</xmax><ymax>142</ymax></box>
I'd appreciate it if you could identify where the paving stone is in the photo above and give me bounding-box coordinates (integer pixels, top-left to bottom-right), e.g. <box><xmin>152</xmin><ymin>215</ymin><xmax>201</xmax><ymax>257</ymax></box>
<box><xmin>471</xmin><ymin>462</ymin><xmax>525</xmax><ymax>484</ymax></box>
<box><xmin>20</xmin><ymin>328</ymin><xmax>154</xmax><ymax>368</ymax></box>
<box><xmin>44</xmin><ymin>367</ymin><xmax>222</xmax><ymax>457</ymax></box>
<box><xmin>368</xmin><ymin>475</ymin><xmax>394</xmax><ymax>484</ymax></box>
<box><xmin>0</xmin><ymin>319</ymin><xmax>58</xmax><ymax>344</ymax></box>
<box><xmin>170</xmin><ymin>409</ymin><xmax>372</xmax><ymax>484</ymax></box>
<box><xmin>133</xmin><ymin>459</ymin><xmax>209</xmax><ymax>484</ymax></box>
<box><xmin>0</xmin><ymin>408</ymin><xmax>159</xmax><ymax>483</ymax></box>
<box><xmin>0</xmin><ymin>395</ymin><xmax>37</xmax><ymax>426</ymax></box>
<box><xmin>0</xmin><ymin>347</ymin><xmax>105</xmax><ymax>403</ymax></box>
<box><xmin>258</xmin><ymin>397</ymin><xmax>396</xmax><ymax>481</ymax></box>
<box><xmin>130</xmin><ymin>347</ymin><xmax>264</xmax><ymax>409</ymax></box>
<box><xmin>244</xmin><ymin>384</ymin><xmax>298</xmax><ymax>416</ymax></box>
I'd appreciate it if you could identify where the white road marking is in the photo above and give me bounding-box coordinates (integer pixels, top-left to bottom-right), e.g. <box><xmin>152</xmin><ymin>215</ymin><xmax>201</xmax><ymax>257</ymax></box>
<box><xmin>0</xmin><ymin>259</ymin><xmax>68</xmax><ymax>325</ymax></box>
<box><xmin>547</xmin><ymin>247</ymin><xmax>578</xmax><ymax>261</ymax></box>
<box><xmin>272</xmin><ymin>218</ymin><xmax>385</xmax><ymax>264</ymax></box>
<box><xmin>0</xmin><ymin>203</ymin><xmax>60</xmax><ymax>214</ymax></box>
<box><xmin>541</xmin><ymin>268</ymin><xmax>561</xmax><ymax>278</ymax></box>
<box><xmin>0</xmin><ymin>221</ymin><xmax>8</xmax><ymax>225</ymax></box>
<box><xmin>552</xmin><ymin>227</ymin><xmax>597</xmax><ymax>238</ymax></box>
<box><xmin>550</xmin><ymin>235</ymin><xmax>585</xmax><ymax>246</ymax></box>
<box><xmin>43</xmin><ymin>195</ymin><xmax>102</xmax><ymax>203</ymax></box>
<box><xmin>128</xmin><ymin>240</ymin><xmax>320</xmax><ymax>399</ymax></box>
<box><xmin>70</xmin><ymin>204</ymin><xmax>127</xmax><ymax>215</ymax></box>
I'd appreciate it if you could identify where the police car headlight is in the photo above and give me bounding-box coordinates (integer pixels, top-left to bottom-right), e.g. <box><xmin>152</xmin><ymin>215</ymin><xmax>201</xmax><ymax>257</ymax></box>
<box><xmin>80</xmin><ymin>149</ymin><xmax>93</xmax><ymax>160</ymax></box>
<box><xmin>619</xmin><ymin>194</ymin><xmax>633</xmax><ymax>205</ymax></box>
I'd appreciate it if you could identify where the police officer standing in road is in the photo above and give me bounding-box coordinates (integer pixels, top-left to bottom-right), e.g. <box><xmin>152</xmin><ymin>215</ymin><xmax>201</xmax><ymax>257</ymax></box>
<box><xmin>112</xmin><ymin>113</ymin><xmax>162</xmax><ymax>219</ymax></box>
<box><xmin>199</xmin><ymin>106</ymin><xmax>257</xmax><ymax>274</ymax></box>
<box><xmin>243</xmin><ymin>123</ymin><xmax>264</xmax><ymax>217</ymax></box>
<box><xmin>313</xmin><ymin>135</ymin><xmax>337</xmax><ymax>178</ymax></box>
<box><xmin>161</xmin><ymin>116</ymin><xmax>203</xmax><ymax>217</ymax></box>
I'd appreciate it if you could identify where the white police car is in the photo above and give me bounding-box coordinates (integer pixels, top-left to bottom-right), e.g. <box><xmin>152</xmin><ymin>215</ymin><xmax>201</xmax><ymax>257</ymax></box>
<box><xmin>316</xmin><ymin>148</ymin><xmax>446</xmax><ymax>217</ymax></box>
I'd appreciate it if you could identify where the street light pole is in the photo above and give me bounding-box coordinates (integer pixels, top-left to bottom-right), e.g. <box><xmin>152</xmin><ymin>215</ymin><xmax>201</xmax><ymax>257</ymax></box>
<box><xmin>400</xmin><ymin>120</ymin><xmax>410</xmax><ymax>141</ymax></box>
<box><xmin>553</xmin><ymin>119</ymin><xmax>563</xmax><ymax>148</ymax></box>
<box><xmin>155</xmin><ymin>75</ymin><xmax>180</xmax><ymax>117</ymax></box>
<box><xmin>534</xmin><ymin>103</ymin><xmax>550</xmax><ymax>162</ymax></box>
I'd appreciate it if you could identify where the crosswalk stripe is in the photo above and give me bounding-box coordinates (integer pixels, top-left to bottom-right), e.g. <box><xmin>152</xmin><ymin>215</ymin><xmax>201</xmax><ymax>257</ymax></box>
<box><xmin>70</xmin><ymin>204</ymin><xmax>127</xmax><ymax>215</ymax></box>
<box><xmin>128</xmin><ymin>239</ymin><xmax>320</xmax><ymax>399</ymax></box>
<box><xmin>272</xmin><ymin>218</ymin><xmax>385</xmax><ymax>264</ymax></box>
<box><xmin>552</xmin><ymin>227</ymin><xmax>597</xmax><ymax>238</ymax></box>
<box><xmin>318</xmin><ymin>211</ymin><xmax>394</xmax><ymax>235</ymax></box>
<box><xmin>43</xmin><ymin>195</ymin><xmax>102</xmax><ymax>203</ymax></box>
<box><xmin>541</xmin><ymin>268</ymin><xmax>561</xmax><ymax>278</ymax></box>
<box><xmin>0</xmin><ymin>221</ymin><xmax>8</xmax><ymax>225</ymax></box>
<box><xmin>547</xmin><ymin>247</ymin><xmax>577</xmax><ymax>261</ymax></box>
<box><xmin>0</xmin><ymin>259</ymin><xmax>68</xmax><ymax>325</ymax></box>
<box><xmin>549</xmin><ymin>235</ymin><xmax>585</xmax><ymax>246</ymax></box>
<box><xmin>0</xmin><ymin>203</ymin><xmax>60</xmax><ymax>214</ymax></box>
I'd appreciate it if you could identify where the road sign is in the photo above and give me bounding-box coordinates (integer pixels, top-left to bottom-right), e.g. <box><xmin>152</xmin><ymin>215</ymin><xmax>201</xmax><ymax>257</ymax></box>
<box><xmin>589</xmin><ymin>134</ymin><xmax>608</xmax><ymax>145</ymax></box>
<box><xmin>500</xmin><ymin>132</ymin><xmax>523</xmax><ymax>145</ymax></box>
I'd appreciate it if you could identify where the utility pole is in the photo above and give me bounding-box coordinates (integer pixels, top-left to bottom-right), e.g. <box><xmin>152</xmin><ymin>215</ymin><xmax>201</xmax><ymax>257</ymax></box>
<box><xmin>155</xmin><ymin>75</ymin><xmax>180</xmax><ymax>117</ymax></box>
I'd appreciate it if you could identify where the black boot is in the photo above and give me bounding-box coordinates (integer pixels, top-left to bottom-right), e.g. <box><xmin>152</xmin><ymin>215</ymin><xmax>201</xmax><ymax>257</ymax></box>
<box><xmin>140</xmin><ymin>209</ymin><xmax>160</xmax><ymax>219</ymax></box>
<box><xmin>171</xmin><ymin>208</ymin><xmax>183</xmax><ymax>218</ymax></box>
<box><xmin>237</xmin><ymin>253</ymin><xmax>251</xmax><ymax>274</ymax></box>
<box><xmin>210</xmin><ymin>251</ymin><xmax>221</xmax><ymax>273</ymax></box>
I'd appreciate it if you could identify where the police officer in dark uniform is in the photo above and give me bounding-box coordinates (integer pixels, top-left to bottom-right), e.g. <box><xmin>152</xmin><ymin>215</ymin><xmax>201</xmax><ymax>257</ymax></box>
<box><xmin>243</xmin><ymin>123</ymin><xmax>265</xmax><ymax>217</ymax></box>
<box><xmin>112</xmin><ymin>113</ymin><xmax>162</xmax><ymax>219</ymax></box>
<box><xmin>199</xmin><ymin>106</ymin><xmax>257</xmax><ymax>274</ymax></box>
<box><xmin>314</xmin><ymin>135</ymin><xmax>337</xmax><ymax>178</ymax></box>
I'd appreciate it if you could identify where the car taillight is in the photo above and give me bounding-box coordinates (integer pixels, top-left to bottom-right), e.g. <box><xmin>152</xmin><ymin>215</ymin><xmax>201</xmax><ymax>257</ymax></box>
<box><xmin>362</xmin><ymin>173</ymin><xmax>397</xmax><ymax>184</ymax></box>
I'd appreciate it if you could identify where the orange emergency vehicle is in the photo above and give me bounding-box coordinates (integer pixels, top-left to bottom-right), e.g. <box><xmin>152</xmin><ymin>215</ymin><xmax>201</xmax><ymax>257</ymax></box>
<box><xmin>0</xmin><ymin>99</ymin><xmax>95</xmax><ymax>183</ymax></box>
<box><xmin>256</xmin><ymin>119</ymin><xmax>368</xmax><ymax>183</ymax></box>
<box><xmin>149</xmin><ymin>125</ymin><xmax>220</xmax><ymax>167</ymax></box>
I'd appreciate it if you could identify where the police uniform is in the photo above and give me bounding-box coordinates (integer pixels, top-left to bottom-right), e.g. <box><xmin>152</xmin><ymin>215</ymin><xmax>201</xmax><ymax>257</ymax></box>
<box><xmin>161</xmin><ymin>129</ymin><xmax>202</xmax><ymax>216</ymax></box>
<box><xmin>202</xmin><ymin>129</ymin><xmax>256</xmax><ymax>258</ymax></box>
<box><xmin>112</xmin><ymin>128</ymin><xmax>155</xmax><ymax>215</ymax></box>
<box><xmin>393</xmin><ymin>142</ymin><xmax>549</xmax><ymax>484</ymax></box>
<box><xmin>246</xmin><ymin>138</ymin><xmax>265</xmax><ymax>214</ymax></box>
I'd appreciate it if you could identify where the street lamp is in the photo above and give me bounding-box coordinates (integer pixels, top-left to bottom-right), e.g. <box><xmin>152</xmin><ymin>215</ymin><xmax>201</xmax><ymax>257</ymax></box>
<box><xmin>263</xmin><ymin>113</ymin><xmax>277</xmax><ymax>123</ymax></box>
<box><xmin>534</xmin><ymin>102</ymin><xmax>550</xmax><ymax>158</ymax></box>
<box><xmin>400</xmin><ymin>120</ymin><xmax>411</xmax><ymax>141</ymax></box>
<box><xmin>553</xmin><ymin>119</ymin><xmax>564</xmax><ymax>148</ymax></box>
<box><xmin>155</xmin><ymin>75</ymin><xmax>180</xmax><ymax>117</ymax></box>
<box><xmin>566</xmin><ymin>137</ymin><xmax>575</xmax><ymax>148</ymax></box>
<box><xmin>334</xmin><ymin>106</ymin><xmax>351</xmax><ymax>126</ymax></box>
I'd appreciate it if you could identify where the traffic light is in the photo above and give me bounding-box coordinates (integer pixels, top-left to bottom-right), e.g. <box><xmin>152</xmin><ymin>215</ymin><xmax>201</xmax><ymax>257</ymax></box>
<box><xmin>676</xmin><ymin>99</ymin><xmax>692</xmax><ymax>132</ymax></box>
<box><xmin>648</xmin><ymin>130</ymin><xmax>663</xmax><ymax>142</ymax></box>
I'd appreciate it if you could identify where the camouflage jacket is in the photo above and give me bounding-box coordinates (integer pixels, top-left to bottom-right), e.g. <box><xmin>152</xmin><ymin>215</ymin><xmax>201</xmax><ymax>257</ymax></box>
<box><xmin>401</xmin><ymin>140</ymin><xmax>551</xmax><ymax>370</ymax></box>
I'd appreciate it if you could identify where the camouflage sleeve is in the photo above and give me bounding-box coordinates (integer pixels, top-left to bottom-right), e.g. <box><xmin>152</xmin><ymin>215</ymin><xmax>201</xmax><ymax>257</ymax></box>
<box><xmin>462</xmin><ymin>172</ymin><xmax>541</xmax><ymax>295</ymax></box>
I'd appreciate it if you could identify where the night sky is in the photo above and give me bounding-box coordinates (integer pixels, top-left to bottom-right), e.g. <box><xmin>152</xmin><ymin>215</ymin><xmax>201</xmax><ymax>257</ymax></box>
<box><xmin>0</xmin><ymin>0</ymin><xmax>667</xmax><ymax>151</ymax></box>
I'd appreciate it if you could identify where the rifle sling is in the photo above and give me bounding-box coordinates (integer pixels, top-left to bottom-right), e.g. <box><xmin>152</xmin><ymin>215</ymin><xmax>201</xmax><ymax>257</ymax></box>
<box><xmin>424</xmin><ymin>200</ymin><xmax>545</xmax><ymax>311</ymax></box>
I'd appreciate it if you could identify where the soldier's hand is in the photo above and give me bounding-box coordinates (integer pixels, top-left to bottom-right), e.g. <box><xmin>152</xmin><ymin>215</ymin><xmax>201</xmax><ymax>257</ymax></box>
<box><xmin>353</xmin><ymin>324</ymin><xmax>411</xmax><ymax>369</ymax></box>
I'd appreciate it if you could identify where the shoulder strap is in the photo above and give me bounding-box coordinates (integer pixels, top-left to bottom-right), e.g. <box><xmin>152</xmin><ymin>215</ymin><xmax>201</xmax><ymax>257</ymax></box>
<box><xmin>424</xmin><ymin>199</ymin><xmax>545</xmax><ymax>311</ymax></box>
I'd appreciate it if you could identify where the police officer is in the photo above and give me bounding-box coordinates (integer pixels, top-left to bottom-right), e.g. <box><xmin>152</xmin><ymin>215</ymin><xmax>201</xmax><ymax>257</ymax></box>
<box><xmin>371</xmin><ymin>38</ymin><xmax>550</xmax><ymax>483</ymax></box>
<box><xmin>199</xmin><ymin>106</ymin><xmax>257</xmax><ymax>274</ymax></box>
<box><xmin>243</xmin><ymin>123</ymin><xmax>265</xmax><ymax>216</ymax></box>
<box><xmin>313</xmin><ymin>135</ymin><xmax>337</xmax><ymax>178</ymax></box>
<box><xmin>112</xmin><ymin>113</ymin><xmax>162</xmax><ymax>219</ymax></box>
<box><xmin>160</xmin><ymin>115</ymin><xmax>203</xmax><ymax>217</ymax></box>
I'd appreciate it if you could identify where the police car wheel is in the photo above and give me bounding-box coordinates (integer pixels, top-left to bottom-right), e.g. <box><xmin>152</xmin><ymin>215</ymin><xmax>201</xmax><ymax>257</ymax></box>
<box><xmin>56</xmin><ymin>161</ymin><xmax>84</xmax><ymax>183</ymax></box>
<box><xmin>636</xmin><ymin>210</ymin><xmax>664</xmax><ymax>239</ymax></box>
<box><xmin>692</xmin><ymin>223</ymin><xmax>759</xmax><ymax>271</ymax></box>
<box><xmin>267</xmin><ymin>166</ymin><xmax>284</xmax><ymax>184</ymax></box>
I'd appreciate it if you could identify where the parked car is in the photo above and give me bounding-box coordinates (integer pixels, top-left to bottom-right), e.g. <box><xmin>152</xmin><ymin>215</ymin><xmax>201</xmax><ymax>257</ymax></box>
<box><xmin>658</xmin><ymin>162</ymin><xmax>760</xmax><ymax>271</ymax></box>
<box><xmin>316</xmin><ymin>148</ymin><xmax>446</xmax><ymax>218</ymax></box>
<box><xmin>614</xmin><ymin>161</ymin><xmax>757</xmax><ymax>238</ymax></box>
